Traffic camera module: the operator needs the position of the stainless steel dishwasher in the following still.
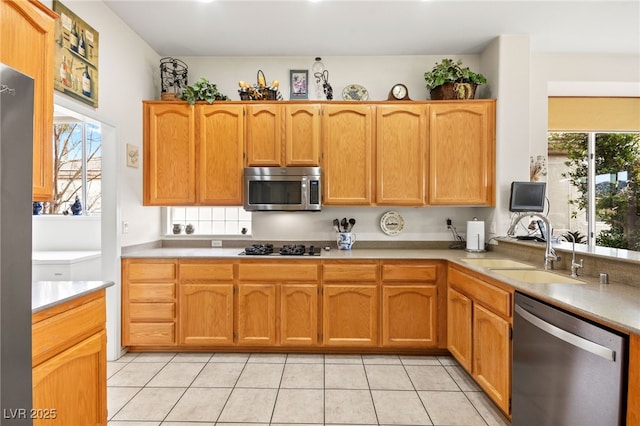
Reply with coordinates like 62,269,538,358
512,292,628,426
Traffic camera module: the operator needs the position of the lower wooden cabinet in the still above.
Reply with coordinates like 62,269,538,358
280,284,319,346
473,303,511,412
122,259,177,346
323,284,378,347
446,287,473,372
121,258,449,352
380,262,442,348
32,290,107,425
180,283,234,345
447,265,512,415
628,333,640,426
237,283,277,346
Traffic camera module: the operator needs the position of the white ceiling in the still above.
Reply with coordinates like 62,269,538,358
102,0,640,57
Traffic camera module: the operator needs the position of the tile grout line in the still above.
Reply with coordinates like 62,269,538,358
268,353,288,424
214,353,251,424
441,361,491,426
400,356,435,426
158,354,213,424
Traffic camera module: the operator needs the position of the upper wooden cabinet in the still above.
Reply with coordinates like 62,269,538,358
143,102,196,205
376,105,428,205
427,101,496,206
321,104,374,205
245,104,282,166
1,0,57,201
246,103,321,167
142,102,244,206
285,104,321,166
197,104,244,205
142,100,495,207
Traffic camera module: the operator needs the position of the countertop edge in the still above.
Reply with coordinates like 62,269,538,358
32,280,115,313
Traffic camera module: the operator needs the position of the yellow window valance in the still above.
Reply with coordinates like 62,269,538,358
548,97,640,132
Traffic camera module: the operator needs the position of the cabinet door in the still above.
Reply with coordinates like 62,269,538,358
447,287,472,372
285,104,321,166
381,284,437,348
198,104,245,205
1,0,56,201
427,101,496,205
180,283,234,346
33,330,107,426
376,105,427,205
321,104,373,205
628,334,640,426
246,104,282,166
237,283,276,346
473,303,511,415
280,283,319,346
143,102,196,205
323,284,378,347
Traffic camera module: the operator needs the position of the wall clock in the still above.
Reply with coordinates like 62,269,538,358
388,83,410,100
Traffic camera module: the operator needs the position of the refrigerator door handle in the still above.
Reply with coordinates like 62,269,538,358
515,304,616,361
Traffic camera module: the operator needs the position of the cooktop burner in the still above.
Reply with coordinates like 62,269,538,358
240,243,317,256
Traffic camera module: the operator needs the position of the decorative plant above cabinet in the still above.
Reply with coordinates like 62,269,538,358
181,77,230,104
424,58,487,100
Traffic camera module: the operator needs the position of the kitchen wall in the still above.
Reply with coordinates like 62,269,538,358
40,1,640,249
40,0,161,248
33,215,100,251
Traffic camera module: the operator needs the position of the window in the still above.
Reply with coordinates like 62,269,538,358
547,132,640,251
168,207,251,236
40,119,102,215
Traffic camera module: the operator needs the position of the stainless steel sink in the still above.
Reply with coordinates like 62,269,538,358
491,269,584,284
460,258,535,269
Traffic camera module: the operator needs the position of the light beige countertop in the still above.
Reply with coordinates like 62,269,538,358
32,280,114,313
121,247,640,335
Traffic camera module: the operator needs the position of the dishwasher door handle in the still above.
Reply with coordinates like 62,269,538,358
515,304,616,361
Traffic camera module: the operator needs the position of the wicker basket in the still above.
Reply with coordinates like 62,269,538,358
161,92,177,101
430,82,477,100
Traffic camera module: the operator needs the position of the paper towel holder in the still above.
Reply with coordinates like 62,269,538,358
465,217,487,253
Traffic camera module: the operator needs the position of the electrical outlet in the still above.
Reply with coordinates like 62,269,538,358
211,240,222,247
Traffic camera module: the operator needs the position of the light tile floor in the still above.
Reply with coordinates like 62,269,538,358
107,352,511,426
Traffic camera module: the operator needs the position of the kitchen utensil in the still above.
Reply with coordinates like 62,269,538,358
348,218,356,232
341,218,348,232
333,218,340,232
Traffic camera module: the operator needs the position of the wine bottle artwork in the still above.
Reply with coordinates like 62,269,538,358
69,21,78,52
78,29,86,57
82,65,91,97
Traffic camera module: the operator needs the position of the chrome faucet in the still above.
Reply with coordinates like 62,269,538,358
561,232,584,277
507,213,559,270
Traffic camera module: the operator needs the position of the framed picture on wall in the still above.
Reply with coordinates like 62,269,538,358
53,0,99,108
289,69,308,100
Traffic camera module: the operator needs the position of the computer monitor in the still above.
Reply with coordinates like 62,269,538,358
509,181,546,212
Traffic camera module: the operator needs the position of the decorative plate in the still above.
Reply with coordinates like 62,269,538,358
380,211,404,236
342,84,369,101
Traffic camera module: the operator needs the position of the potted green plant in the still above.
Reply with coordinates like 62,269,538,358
424,58,487,100
181,77,229,105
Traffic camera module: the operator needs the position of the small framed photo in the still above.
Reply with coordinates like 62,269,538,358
289,69,308,100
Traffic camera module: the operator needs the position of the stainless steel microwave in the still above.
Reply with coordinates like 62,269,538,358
243,167,322,211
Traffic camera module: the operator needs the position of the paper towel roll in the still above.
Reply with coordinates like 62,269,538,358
466,218,485,252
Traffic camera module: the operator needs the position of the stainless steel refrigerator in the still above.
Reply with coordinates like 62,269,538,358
0,63,34,424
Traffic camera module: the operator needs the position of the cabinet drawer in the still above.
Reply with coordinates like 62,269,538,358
323,263,378,282
127,261,176,281
382,264,437,282
33,295,105,365
129,282,176,301
239,263,319,281
128,322,175,345
180,262,234,281
129,302,175,321
449,267,512,318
